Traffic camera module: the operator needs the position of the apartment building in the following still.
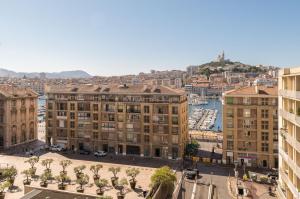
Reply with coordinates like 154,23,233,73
222,86,278,168
278,68,300,199
45,84,188,159
0,85,38,150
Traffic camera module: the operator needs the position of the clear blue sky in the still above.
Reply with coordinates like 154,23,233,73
0,0,299,76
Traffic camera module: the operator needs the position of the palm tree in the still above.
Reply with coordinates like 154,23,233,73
95,178,108,195
76,174,89,193
125,168,140,189
24,156,39,177
59,160,72,174
108,167,120,187
41,158,54,173
90,164,103,181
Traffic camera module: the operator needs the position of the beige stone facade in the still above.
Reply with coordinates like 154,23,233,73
45,84,188,159
222,86,278,168
278,68,300,199
0,85,38,150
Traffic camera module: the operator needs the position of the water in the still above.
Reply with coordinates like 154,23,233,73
189,99,222,131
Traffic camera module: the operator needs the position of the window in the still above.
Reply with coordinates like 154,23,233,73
261,109,269,118
117,105,123,112
261,98,268,105
227,118,234,128
70,112,75,120
226,97,233,105
48,112,53,119
48,102,53,110
227,140,233,150
144,106,149,113
144,116,150,123
262,143,269,152
262,132,269,141
227,109,233,117
70,103,75,110
70,130,75,138
243,109,251,117
172,107,178,114
93,113,98,120
261,121,269,130
93,132,98,139
70,121,75,128
144,125,150,133
93,104,98,111
93,122,98,130
172,116,178,125
243,97,251,105
172,127,179,134
144,135,150,143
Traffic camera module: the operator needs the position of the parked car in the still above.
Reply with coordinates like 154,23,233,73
94,150,107,157
79,149,91,155
185,169,198,180
50,145,63,152
25,150,34,156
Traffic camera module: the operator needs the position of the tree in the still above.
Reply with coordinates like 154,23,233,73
21,169,31,185
59,160,72,174
185,139,199,156
55,173,70,190
150,166,176,197
108,167,121,187
126,168,140,189
41,158,54,173
117,178,128,198
40,171,52,187
74,165,86,179
95,178,108,195
24,156,39,176
90,164,103,180
76,174,89,192
3,166,17,190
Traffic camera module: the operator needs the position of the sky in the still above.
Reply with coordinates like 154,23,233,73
0,0,299,76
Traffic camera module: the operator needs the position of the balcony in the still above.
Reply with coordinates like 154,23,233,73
279,169,299,198
279,109,300,125
282,129,300,154
279,148,300,180
279,89,300,100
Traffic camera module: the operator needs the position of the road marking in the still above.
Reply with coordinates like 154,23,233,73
190,180,197,199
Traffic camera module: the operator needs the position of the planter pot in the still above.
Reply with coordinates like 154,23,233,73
0,193,5,199
40,182,48,188
58,184,66,190
117,192,125,199
129,180,136,190
76,187,84,193
96,189,104,195
111,177,118,187
23,179,31,185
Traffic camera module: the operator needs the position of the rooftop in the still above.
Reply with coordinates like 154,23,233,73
224,85,278,96
0,84,38,98
45,84,185,95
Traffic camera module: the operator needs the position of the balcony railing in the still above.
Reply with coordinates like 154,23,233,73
279,169,299,198
279,109,300,125
279,89,300,100
279,148,300,181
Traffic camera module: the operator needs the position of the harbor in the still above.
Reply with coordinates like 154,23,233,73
188,96,222,132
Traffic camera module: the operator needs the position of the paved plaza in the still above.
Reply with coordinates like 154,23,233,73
0,152,174,199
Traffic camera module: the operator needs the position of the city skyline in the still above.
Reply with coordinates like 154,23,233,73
0,0,300,76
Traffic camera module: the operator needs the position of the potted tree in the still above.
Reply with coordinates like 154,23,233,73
90,164,103,181
74,165,86,180
24,156,39,178
116,178,128,199
108,167,120,187
3,166,17,190
55,173,70,190
0,181,9,199
95,178,108,195
76,173,89,193
40,171,52,187
41,158,54,173
21,169,32,185
59,160,72,175
126,168,140,189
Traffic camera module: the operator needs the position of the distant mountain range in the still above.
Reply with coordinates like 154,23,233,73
0,68,91,79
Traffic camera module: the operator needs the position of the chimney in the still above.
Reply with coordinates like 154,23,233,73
255,85,259,94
